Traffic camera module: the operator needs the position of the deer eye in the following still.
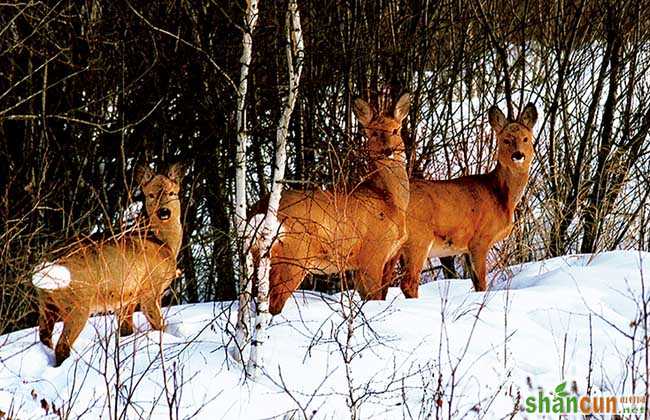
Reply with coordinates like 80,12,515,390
392,129,398,135
503,139,510,145
148,193,155,198
523,137,528,142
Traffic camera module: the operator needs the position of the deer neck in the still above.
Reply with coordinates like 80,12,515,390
370,151,410,213
492,162,529,215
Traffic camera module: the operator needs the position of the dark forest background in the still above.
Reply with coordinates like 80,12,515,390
1,0,649,334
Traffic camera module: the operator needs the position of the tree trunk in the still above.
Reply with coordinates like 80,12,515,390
233,0,260,364
247,0,304,378
580,6,622,254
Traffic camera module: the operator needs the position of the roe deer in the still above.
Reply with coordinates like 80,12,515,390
383,103,538,295
250,93,411,315
32,163,185,366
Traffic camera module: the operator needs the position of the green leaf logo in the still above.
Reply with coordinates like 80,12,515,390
554,382,569,397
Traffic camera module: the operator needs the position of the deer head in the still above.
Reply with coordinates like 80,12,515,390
134,163,185,253
488,103,538,173
353,93,410,161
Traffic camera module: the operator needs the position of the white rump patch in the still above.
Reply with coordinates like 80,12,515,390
32,262,72,290
245,213,266,249
264,215,283,239
245,213,283,251
247,213,266,236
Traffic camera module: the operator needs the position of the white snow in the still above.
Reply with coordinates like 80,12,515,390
3,251,649,418
31,263,72,290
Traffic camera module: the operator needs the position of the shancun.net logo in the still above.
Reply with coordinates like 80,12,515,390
525,382,646,415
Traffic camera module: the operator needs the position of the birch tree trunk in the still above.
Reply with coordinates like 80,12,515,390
247,0,304,378
233,0,259,363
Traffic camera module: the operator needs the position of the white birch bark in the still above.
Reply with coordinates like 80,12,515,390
247,0,304,378
233,0,259,364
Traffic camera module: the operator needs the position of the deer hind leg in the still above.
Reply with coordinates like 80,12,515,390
400,241,429,299
118,303,136,336
54,309,88,367
268,260,307,315
39,298,59,349
468,244,489,292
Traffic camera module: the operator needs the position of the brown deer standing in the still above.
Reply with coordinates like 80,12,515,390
252,93,411,315
32,163,185,366
383,103,538,295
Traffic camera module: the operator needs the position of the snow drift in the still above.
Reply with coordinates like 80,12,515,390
1,251,648,418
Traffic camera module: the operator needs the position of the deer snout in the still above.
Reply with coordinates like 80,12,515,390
157,207,172,220
511,151,525,164
383,147,395,157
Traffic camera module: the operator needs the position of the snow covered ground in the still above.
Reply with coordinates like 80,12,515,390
1,251,648,419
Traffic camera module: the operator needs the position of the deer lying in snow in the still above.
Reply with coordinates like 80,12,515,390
250,93,411,315
382,103,538,295
32,163,185,366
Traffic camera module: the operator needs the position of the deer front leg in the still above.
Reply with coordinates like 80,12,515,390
54,309,88,367
400,240,430,299
118,303,136,336
355,253,386,300
380,251,402,299
468,245,489,292
141,295,164,331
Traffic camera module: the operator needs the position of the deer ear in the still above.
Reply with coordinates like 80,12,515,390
134,164,154,187
166,162,187,184
488,106,507,133
393,93,411,123
353,98,374,127
518,103,538,129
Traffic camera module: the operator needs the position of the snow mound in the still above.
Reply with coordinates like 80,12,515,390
2,250,648,419
31,262,71,290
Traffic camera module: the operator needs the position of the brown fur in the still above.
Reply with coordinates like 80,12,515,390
259,94,411,314
384,103,538,295
35,163,185,366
